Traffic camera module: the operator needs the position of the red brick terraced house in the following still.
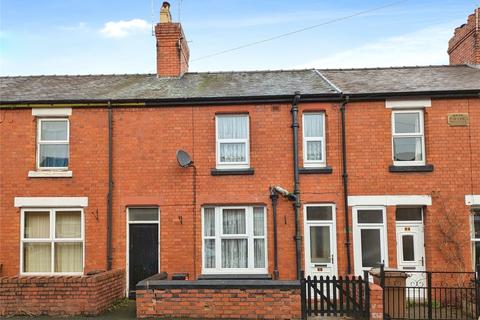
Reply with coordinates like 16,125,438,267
0,3,480,319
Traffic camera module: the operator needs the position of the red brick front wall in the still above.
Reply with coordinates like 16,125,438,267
0,269,125,317
136,287,301,319
0,97,479,281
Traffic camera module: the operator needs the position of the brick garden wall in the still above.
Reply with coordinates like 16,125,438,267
136,280,301,319
0,269,125,317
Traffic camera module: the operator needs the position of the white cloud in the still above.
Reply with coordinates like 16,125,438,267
297,23,457,69
100,19,150,38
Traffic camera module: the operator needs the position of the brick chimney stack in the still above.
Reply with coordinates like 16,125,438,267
155,1,190,77
448,8,480,65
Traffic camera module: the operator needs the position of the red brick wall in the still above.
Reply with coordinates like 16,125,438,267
155,22,190,77
369,283,383,320
0,269,125,317
448,9,480,65
136,285,301,319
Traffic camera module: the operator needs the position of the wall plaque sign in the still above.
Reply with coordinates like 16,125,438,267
448,113,469,126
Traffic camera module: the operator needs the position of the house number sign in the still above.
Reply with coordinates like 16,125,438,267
448,113,469,126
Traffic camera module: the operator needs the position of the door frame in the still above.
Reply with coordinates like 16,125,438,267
352,206,389,276
303,203,338,278
125,206,160,296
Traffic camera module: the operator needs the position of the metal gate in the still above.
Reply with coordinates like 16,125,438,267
301,271,370,319
379,264,480,320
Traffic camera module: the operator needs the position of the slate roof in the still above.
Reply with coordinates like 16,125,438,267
0,65,479,103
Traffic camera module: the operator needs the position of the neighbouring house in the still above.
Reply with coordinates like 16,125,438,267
0,3,479,319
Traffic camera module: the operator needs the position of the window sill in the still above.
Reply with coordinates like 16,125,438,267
198,274,272,280
299,166,333,174
211,168,254,176
389,164,434,173
28,170,73,178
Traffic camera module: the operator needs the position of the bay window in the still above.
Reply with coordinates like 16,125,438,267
37,118,69,169
215,115,249,169
21,209,83,274
392,110,425,166
302,112,326,167
202,206,267,274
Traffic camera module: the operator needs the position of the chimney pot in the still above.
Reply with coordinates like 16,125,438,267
160,1,172,23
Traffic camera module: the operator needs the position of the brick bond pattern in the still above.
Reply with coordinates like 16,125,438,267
448,8,480,65
0,269,125,317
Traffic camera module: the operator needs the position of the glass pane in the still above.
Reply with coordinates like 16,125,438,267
396,208,422,221
474,214,480,239
204,208,215,237
129,208,158,221
217,116,248,139
402,235,415,261
253,207,264,236
23,242,51,272
473,242,480,266
41,120,68,141
222,209,246,234
304,113,324,137
221,239,247,268
393,137,423,162
39,144,69,167
394,113,420,134
219,143,246,163
307,206,332,221
357,210,383,223
254,239,265,268
204,239,215,268
56,211,81,238
306,141,322,161
54,242,83,272
361,229,382,268
24,212,50,238
310,226,331,263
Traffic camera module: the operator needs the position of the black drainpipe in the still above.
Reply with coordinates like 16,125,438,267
107,101,113,270
269,187,279,280
340,96,352,274
291,91,302,280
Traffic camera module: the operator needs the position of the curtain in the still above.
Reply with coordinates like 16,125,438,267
306,141,322,161
217,116,247,139
304,114,323,137
414,137,423,161
56,211,81,238
24,212,50,238
222,209,246,234
219,143,246,162
39,144,69,167
204,208,215,236
254,239,265,268
24,243,51,272
253,208,264,236
221,239,247,268
204,239,215,268
41,121,68,141
394,137,422,161
54,242,83,272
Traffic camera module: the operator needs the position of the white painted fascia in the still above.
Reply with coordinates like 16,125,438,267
348,195,432,206
386,99,431,109
466,195,480,206
32,108,72,117
14,197,88,208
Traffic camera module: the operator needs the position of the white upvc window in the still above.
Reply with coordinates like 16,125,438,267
37,118,70,170
392,110,425,166
202,206,267,274
20,208,84,275
215,114,250,169
302,112,326,167
471,208,480,268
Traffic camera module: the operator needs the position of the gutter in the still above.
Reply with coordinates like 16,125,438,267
291,91,303,280
107,101,113,270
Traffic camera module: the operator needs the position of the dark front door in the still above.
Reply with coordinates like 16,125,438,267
129,223,158,298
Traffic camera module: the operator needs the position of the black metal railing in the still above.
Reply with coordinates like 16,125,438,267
301,271,370,319
380,264,480,320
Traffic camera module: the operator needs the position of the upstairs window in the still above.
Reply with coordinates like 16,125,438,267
303,113,326,167
392,110,425,166
37,119,69,169
215,115,249,169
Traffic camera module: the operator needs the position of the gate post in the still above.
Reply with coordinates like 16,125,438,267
427,272,433,320
364,270,371,319
300,278,307,320
475,265,480,319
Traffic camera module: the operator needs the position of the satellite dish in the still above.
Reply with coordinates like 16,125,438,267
176,150,193,168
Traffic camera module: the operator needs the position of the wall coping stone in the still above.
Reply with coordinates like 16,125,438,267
136,279,300,290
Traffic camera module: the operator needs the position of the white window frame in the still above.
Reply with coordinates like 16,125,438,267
20,208,84,276
302,112,326,167
202,206,267,274
391,110,425,166
352,206,388,276
37,118,70,170
215,115,250,169
471,207,480,269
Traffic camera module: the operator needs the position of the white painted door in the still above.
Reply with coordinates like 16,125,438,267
304,205,337,279
396,224,426,296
